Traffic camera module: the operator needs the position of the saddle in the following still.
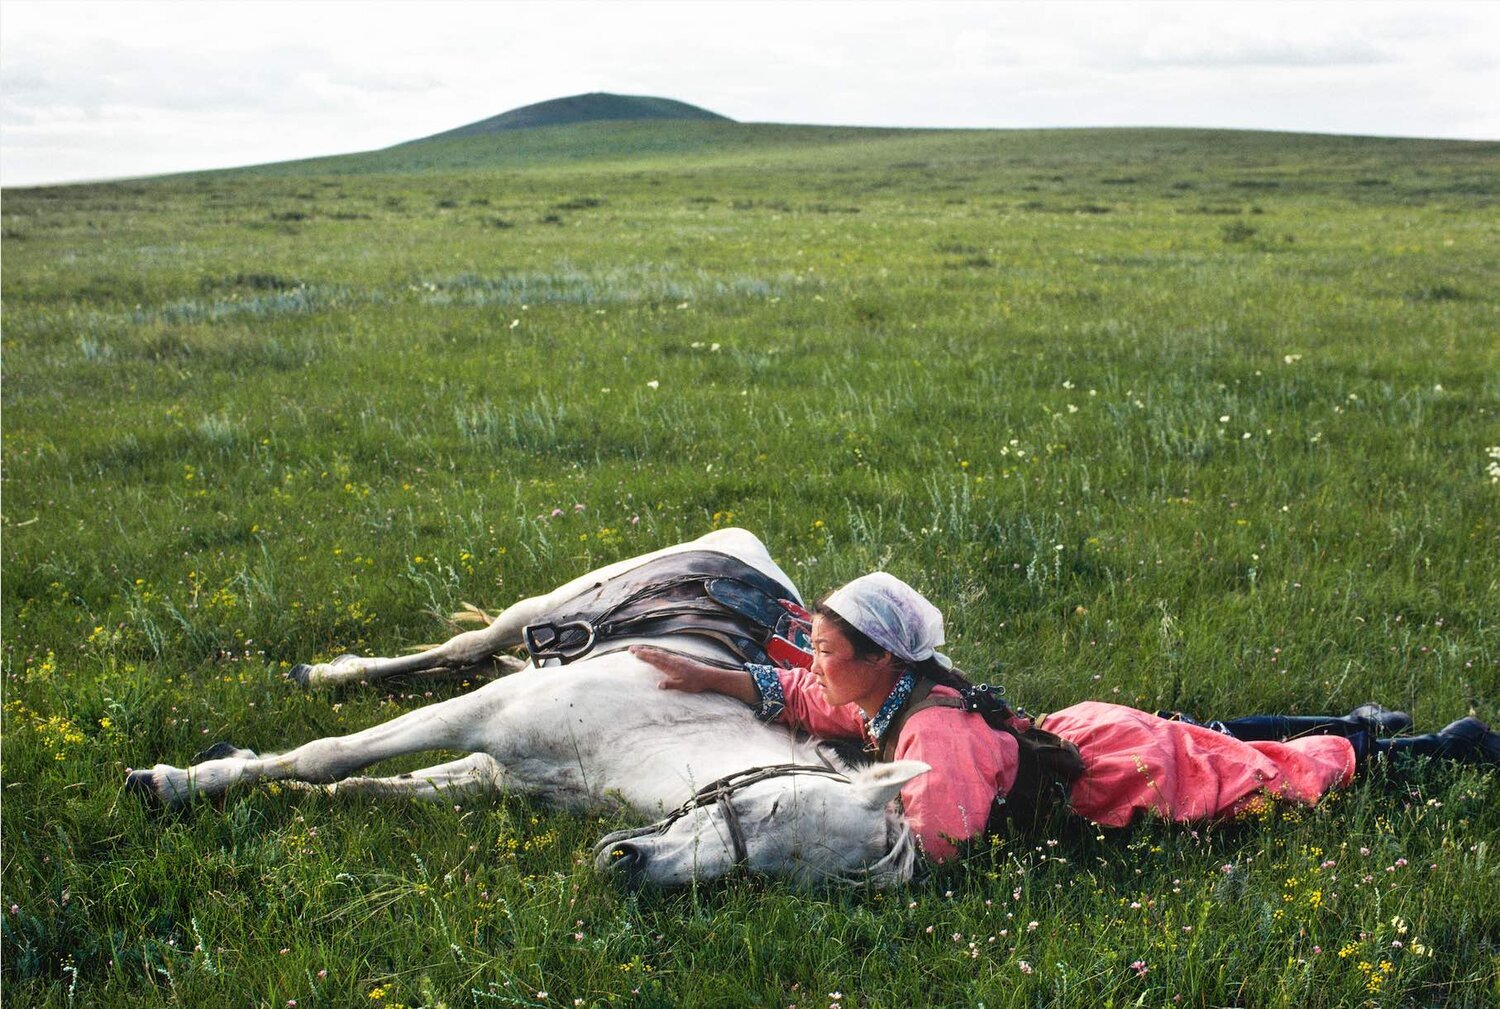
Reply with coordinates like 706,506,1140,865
521,549,813,668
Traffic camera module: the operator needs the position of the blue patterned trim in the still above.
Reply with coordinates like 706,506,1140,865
866,670,917,744
746,663,787,722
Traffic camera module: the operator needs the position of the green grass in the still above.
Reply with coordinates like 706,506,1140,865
3,122,1499,1008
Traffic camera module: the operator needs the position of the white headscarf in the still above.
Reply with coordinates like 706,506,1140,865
823,572,949,667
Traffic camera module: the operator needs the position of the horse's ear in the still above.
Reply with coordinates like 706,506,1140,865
853,760,930,809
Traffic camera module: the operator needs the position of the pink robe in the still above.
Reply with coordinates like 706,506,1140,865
768,670,1357,861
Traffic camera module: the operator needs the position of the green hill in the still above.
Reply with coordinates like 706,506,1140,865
218,120,1497,210
407,92,732,142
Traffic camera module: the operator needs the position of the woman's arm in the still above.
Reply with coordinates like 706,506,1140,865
629,645,759,705
632,645,866,741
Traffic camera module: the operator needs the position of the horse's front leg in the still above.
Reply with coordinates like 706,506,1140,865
125,688,501,806
289,531,751,689
288,753,504,802
288,564,612,689
287,623,530,690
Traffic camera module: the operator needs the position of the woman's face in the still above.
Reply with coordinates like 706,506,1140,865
809,615,897,710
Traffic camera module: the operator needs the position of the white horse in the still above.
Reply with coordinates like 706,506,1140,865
127,528,926,887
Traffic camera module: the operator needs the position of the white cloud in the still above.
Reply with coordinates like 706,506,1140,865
1,0,1496,186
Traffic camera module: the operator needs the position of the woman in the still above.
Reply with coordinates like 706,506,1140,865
632,572,1499,861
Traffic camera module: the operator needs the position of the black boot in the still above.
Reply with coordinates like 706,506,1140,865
1207,704,1412,742
1348,704,1414,735
1374,717,1500,766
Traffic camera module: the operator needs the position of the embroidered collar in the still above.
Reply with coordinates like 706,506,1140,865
864,670,917,745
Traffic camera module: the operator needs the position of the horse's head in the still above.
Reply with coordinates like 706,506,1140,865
592,760,928,888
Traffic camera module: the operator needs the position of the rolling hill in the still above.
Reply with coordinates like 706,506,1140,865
406,92,733,143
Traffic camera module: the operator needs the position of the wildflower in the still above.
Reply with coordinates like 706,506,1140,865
1018,961,1034,975
279,948,290,955
318,970,328,979
288,1002,297,1007
646,380,659,389
550,508,563,517
1027,921,1039,932
1130,960,1149,977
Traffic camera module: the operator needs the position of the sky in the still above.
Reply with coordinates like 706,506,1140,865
2,0,1497,187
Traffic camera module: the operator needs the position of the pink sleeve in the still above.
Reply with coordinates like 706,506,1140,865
773,667,866,740
891,708,1017,862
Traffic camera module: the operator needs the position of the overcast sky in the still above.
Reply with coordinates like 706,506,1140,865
2,0,1496,187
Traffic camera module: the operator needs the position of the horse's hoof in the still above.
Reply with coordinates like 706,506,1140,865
494,654,528,675
192,741,254,765
287,664,313,688
125,769,162,805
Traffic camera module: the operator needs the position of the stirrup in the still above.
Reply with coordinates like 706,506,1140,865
523,620,598,664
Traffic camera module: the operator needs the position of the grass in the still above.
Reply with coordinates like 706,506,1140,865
3,121,1499,1007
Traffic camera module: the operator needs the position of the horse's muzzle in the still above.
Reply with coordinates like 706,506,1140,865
592,827,655,885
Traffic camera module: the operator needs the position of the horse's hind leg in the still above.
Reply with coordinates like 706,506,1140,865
127,687,500,806
291,528,766,689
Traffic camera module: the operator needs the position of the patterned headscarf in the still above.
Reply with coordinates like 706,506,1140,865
823,572,948,666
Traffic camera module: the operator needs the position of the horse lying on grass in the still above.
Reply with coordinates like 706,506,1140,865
127,528,924,888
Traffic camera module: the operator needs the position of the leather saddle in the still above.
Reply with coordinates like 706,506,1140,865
522,549,812,668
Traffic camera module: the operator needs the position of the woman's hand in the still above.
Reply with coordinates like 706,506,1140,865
631,645,715,692
629,645,759,705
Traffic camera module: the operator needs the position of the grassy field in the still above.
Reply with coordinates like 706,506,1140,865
3,121,1499,1007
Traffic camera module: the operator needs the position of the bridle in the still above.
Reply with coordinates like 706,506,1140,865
597,762,917,885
